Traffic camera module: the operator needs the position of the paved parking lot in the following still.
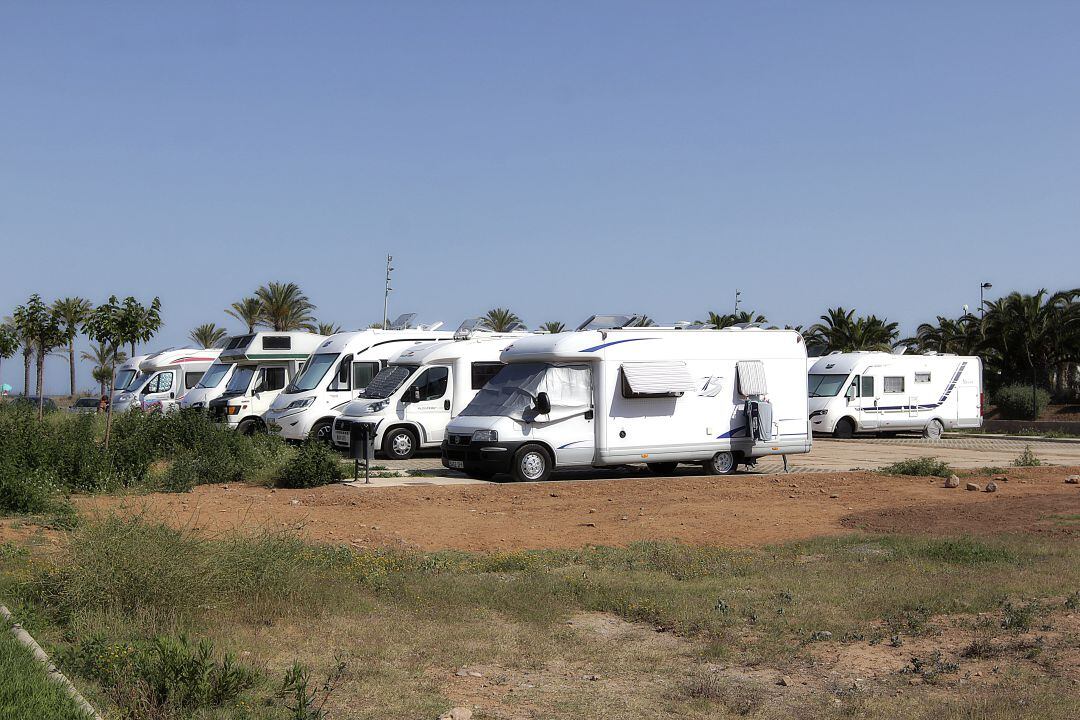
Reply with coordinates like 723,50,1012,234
342,435,1080,487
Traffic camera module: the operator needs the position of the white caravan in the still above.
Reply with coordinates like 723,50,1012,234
331,330,526,459
443,327,811,482
178,359,237,411
264,323,452,443
112,347,223,413
206,332,327,433
110,355,148,405
808,351,983,439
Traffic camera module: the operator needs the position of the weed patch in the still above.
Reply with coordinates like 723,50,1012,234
878,457,952,478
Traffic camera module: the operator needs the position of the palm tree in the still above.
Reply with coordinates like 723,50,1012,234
702,310,768,328
482,308,522,332
629,315,657,327
53,297,92,397
255,282,316,331
189,323,228,349
227,296,263,333
539,321,566,334
805,307,898,354
316,322,342,336
980,288,1080,393
901,314,983,356
81,342,126,398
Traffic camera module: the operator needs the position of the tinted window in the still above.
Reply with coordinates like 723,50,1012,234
114,368,137,391
226,366,256,393
261,367,287,391
184,372,203,389
288,353,338,392
226,335,253,350
412,367,449,401
808,374,849,398
860,376,874,397
884,376,905,393
471,362,504,390
915,372,931,383
262,336,291,350
196,362,232,389
352,362,379,389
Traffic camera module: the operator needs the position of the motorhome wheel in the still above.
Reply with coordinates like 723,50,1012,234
833,418,855,439
512,445,552,482
703,451,737,476
923,418,944,440
383,427,418,460
237,418,261,436
310,421,333,444
646,462,679,476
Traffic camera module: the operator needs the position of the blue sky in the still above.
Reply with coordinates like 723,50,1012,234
1,1,1078,393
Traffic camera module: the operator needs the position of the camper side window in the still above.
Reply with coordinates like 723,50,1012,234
915,372,931,383
262,367,287,392
352,362,379,390
330,354,354,390
860,376,875,397
411,367,449,401
184,372,203,390
884,376,905,393
471,362,504,390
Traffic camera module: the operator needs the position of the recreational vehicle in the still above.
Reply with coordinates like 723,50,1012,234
442,327,811,482
332,327,527,459
110,354,148,406
206,332,326,433
807,351,983,439
112,347,223,414
178,359,237,411
264,320,451,442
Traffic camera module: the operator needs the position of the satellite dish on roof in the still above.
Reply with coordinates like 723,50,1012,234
389,313,417,330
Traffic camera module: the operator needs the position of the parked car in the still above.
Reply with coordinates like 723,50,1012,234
8,396,59,413
68,397,102,414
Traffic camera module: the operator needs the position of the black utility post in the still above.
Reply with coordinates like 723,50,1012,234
348,422,375,484
979,282,992,318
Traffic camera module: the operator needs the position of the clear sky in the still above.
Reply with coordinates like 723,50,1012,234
1,1,1078,393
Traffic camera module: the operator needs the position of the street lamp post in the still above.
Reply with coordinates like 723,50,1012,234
382,255,394,329
979,282,992,318
734,289,741,315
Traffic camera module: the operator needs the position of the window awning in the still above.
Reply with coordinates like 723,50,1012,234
736,360,768,396
622,362,696,395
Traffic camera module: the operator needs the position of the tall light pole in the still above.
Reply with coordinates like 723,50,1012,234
979,282,992,318
382,255,393,329
734,289,741,315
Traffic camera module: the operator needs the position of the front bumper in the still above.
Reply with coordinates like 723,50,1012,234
441,434,521,476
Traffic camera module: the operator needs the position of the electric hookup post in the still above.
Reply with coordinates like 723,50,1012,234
348,422,375,484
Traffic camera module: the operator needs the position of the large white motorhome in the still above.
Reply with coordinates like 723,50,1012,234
206,331,326,433
110,355,148,406
112,347,223,414
178,359,237,411
442,327,811,482
264,319,451,442
332,326,527,459
808,351,983,439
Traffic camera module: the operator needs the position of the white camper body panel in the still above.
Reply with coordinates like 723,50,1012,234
332,334,524,456
209,332,327,431
263,328,453,442
807,352,983,437
110,355,148,406
113,348,223,413
443,328,811,478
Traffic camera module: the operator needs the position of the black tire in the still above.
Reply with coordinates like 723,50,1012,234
236,418,262,436
702,451,738,476
310,420,334,444
646,462,679,476
382,427,418,460
511,444,553,483
833,418,856,439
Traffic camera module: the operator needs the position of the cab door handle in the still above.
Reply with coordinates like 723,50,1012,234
444,399,450,410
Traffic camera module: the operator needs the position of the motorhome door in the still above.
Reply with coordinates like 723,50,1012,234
402,366,451,443
851,373,880,429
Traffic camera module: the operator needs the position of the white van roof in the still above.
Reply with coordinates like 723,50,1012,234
219,332,326,363
138,347,222,372
390,334,526,366
809,351,979,375
311,328,454,355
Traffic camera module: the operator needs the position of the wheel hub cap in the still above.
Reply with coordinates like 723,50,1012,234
393,434,412,454
521,453,544,479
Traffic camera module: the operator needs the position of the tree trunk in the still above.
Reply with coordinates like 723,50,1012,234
129,342,136,358
23,348,32,396
68,341,77,397
35,344,45,420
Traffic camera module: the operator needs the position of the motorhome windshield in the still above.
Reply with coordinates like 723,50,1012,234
461,362,591,419
808,373,850,398
359,365,415,399
195,362,232,389
114,368,137,391
286,353,337,393
127,372,150,393
226,365,256,394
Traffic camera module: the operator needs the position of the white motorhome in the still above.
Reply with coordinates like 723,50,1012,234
264,321,451,443
112,347,223,414
331,328,527,459
110,354,148,406
442,327,811,482
808,351,983,439
206,331,327,433
178,359,236,411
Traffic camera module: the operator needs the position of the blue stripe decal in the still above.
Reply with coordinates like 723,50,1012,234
862,362,967,412
579,337,657,353
717,425,748,439
558,440,588,449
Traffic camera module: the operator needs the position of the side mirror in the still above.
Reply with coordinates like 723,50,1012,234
534,391,551,415
845,386,856,401
405,387,421,403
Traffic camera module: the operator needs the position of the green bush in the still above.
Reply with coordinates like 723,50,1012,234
1013,445,1042,467
878,456,953,478
993,384,1051,420
0,468,68,516
276,441,344,489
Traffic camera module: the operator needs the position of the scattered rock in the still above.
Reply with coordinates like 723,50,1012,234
290,499,300,505
778,675,793,687
994,475,1009,483
985,481,998,493
467,671,482,678
455,669,470,677
588,508,596,514
439,708,473,720
582,674,600,681
1066,475,1079,485
945,475,960,488
582,522,596,528
620,515,629,521
809,630,833,642
965,482,981,492
829,494,839,499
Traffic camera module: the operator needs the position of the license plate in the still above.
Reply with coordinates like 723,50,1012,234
448,460,464,469
334,432,348,443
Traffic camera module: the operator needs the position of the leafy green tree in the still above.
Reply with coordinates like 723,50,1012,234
539,321,566,334
13,294,64,417
189,323,228,349
226,296,263,333
81,342,126,398
482,308,523,332
116,296,163,357
980,288,1080,394
53,296,93,396
255,282,316,331
83,296,130,447
316,322,342,336
0,323,18,394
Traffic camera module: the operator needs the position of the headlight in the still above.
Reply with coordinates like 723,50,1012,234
226,405,240,416
472,429,498,443
368,400,389,413
286,397,315,410
119,393,132,402
809,409,829,418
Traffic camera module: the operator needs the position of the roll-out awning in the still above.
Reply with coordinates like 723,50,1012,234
736,360,768,396
621,361,696,396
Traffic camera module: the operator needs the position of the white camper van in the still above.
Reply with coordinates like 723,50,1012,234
110,355,148,406
331,330,526,459
178,359,236,411
112,348,223,414
264,323,452,442
442,327,811,482
808,351,983,439
206,332,326,433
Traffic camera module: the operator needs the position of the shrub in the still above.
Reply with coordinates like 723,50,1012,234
993,384,1051,420
276,442,344,489
0,468,70,516
878,457,952,478
1013,445,1042,467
